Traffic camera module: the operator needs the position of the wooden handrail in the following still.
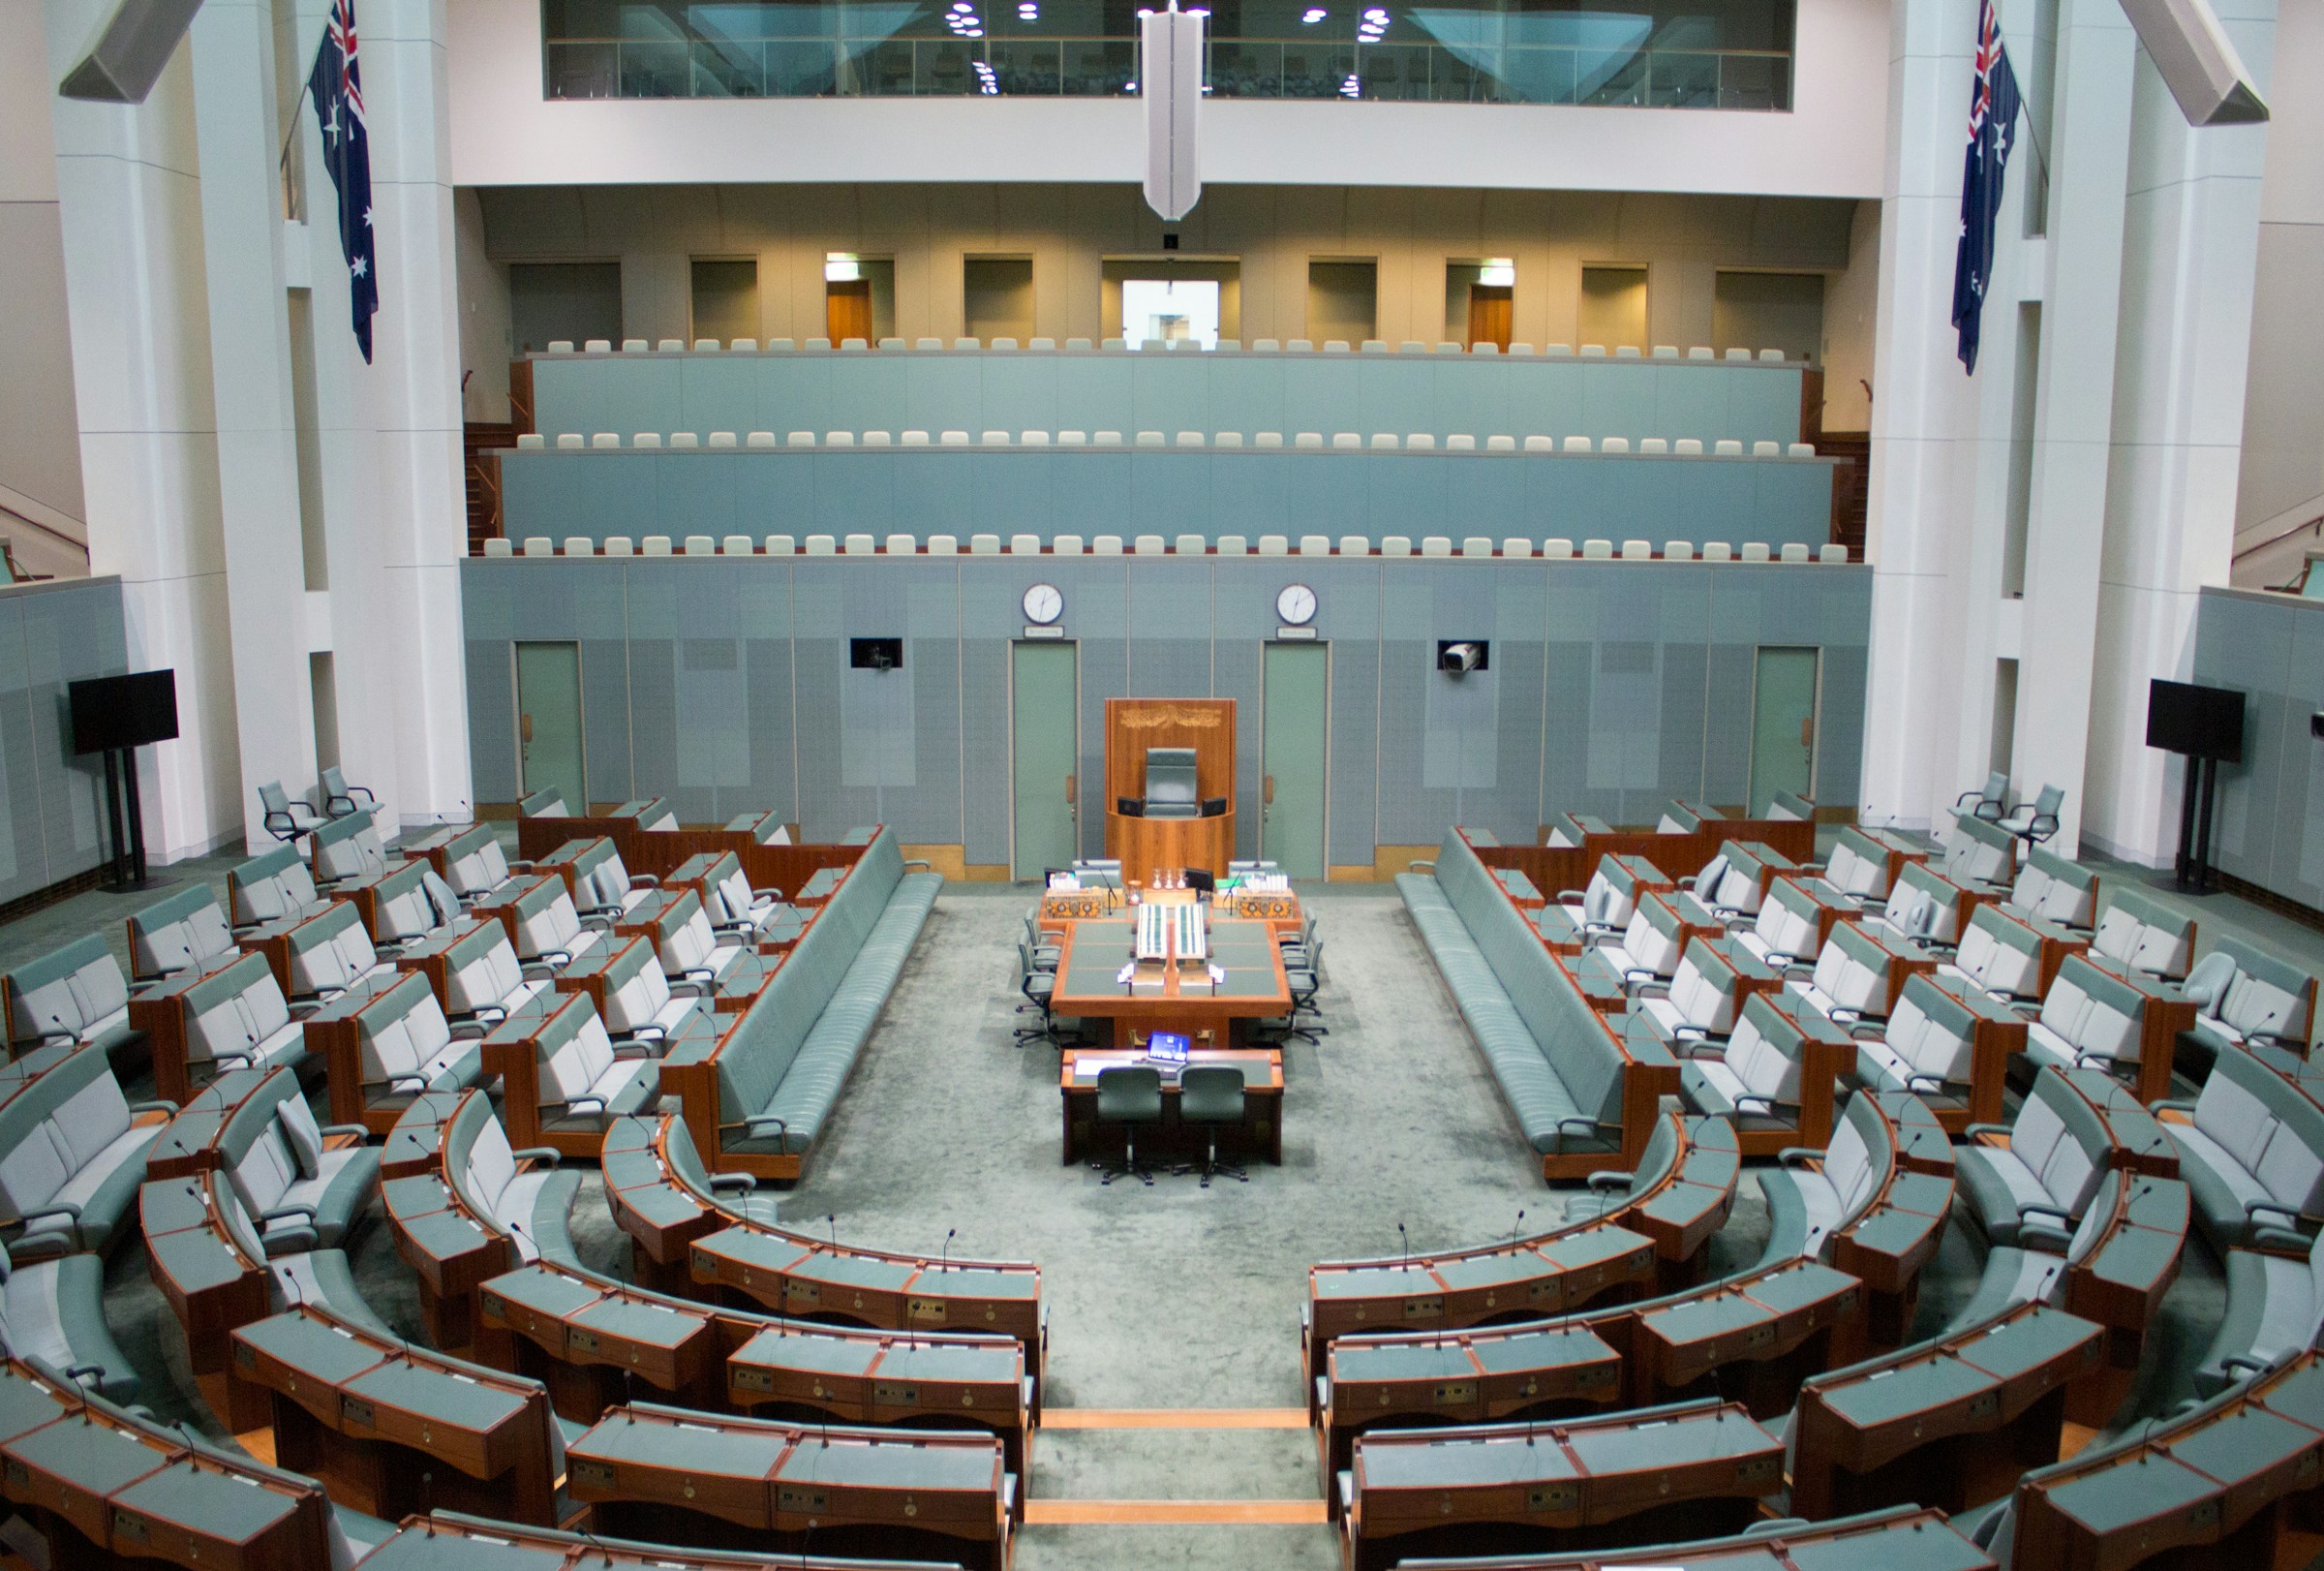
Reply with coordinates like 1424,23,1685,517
2232,508,2323,566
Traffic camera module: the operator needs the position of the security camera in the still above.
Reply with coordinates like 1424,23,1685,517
1438,641,1487,675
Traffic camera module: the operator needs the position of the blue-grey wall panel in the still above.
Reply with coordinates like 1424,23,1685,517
2193,588,2322,910
0,580,133,902
503,448,1838,553
459,558,1871,869
527,351,1812,453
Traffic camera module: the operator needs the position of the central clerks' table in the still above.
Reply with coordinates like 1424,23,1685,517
1060,1047,1285,1165
1050,916,1293,1048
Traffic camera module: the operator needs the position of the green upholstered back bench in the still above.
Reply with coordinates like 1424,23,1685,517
1399,832,1679,1180
658,828,940,1184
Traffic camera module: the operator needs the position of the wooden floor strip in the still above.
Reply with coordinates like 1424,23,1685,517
1024,1499,1328,1525
1042,1407,1309,1431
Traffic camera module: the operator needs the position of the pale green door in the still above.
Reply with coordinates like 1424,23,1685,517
514,640,586,810
1262,641,1330,880
1012,641,1079,878
1749,646,1819,814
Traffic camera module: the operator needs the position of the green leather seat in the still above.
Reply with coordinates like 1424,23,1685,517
1399,835,1660,1156
713,831,942,1160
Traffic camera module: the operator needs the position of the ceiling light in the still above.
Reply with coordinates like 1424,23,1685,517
1340,73,1361,95
1300,6,1326,18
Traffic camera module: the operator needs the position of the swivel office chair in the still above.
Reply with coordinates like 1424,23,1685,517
1141,748,1202,818
1998,785,2064,847
1173,1066,1248,1186
1954,772,2009,822
1091,1066,1164,1185
320,765,376,819
257,782,326,843
1015,940,1063,1045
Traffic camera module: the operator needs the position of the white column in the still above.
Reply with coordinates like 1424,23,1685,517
1858,0,1999,834
190,0,321,847
296,0,474,829
2082,5,2275,864
45,0,242,862
2007,0,2136,852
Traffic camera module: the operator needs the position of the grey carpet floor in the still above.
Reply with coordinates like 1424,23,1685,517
7,845,2299,1567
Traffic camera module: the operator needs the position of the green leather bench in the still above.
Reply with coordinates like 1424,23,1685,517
225,843,327,929
695,830,940,1173
1399,833,1677,1175
125,884,238,982
0,1043,170,1256
216,1067,378,1252
1,936,147,1070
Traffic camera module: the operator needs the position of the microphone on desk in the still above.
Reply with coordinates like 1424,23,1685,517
1510,1209,1526,1248
940,1227,956,1274
828,1213,840,1251
1397,1221,1410,1273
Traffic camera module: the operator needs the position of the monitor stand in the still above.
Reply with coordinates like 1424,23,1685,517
100,746,172,894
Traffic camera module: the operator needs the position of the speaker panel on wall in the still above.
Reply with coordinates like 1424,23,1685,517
59,0,204,103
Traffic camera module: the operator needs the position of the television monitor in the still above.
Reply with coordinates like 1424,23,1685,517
68,669,178,755
2145,679,2244,762
1147,1030,1190,1064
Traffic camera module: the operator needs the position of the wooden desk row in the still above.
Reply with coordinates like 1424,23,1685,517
0,1356,330,1571
1343,1397,1786,1571
1819,1095,1959,1346
567,1402,1012,1571
1303,1113,1739,1379
1386,1503,1996,1571
2009,1345,2324,1571
474,1257,1035,1484
1791,1301,2108,1520
514,810,865,905
1320,1256,1862,1493
600,1115,1046,1364
359,1511,972,1570
230,1305,563,1528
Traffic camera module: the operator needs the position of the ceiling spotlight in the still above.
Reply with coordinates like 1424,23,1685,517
1301,6,1326,18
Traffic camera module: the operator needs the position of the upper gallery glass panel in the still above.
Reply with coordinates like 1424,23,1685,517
541,0,1794,107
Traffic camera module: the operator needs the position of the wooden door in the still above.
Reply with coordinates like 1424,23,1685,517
1467,285,1513,351
825,280,872,344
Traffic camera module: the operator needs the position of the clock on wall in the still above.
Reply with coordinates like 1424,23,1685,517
1023,583,1064,626
1276,584,1318,626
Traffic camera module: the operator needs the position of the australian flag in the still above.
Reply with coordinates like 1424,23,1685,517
310,0,378,363
1950,0,2020,374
